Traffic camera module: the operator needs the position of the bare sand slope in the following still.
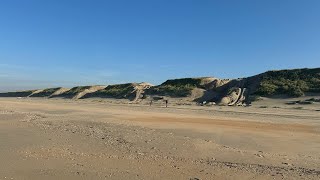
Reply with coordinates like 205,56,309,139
49,88,70,98
0,98,319,180
73,86,106,99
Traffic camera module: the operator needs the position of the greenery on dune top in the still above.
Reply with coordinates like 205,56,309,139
101,84,135,97
161,78,203,88
147,78,204,97
255,68,320,97
0,90,35,97
88,83,135,98
147,85,195,97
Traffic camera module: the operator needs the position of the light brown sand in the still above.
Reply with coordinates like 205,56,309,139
0,97,319,180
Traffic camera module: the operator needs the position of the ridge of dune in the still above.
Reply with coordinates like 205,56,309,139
1,68,319,106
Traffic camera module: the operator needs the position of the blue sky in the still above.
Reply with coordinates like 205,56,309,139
0,0,319,92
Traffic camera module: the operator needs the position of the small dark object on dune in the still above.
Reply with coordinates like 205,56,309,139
286,100,314,105
286,101,297,105
306,98,320,102
259,106,268,108
298,101,313,105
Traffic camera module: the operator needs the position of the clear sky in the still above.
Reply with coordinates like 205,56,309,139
0,0,319,92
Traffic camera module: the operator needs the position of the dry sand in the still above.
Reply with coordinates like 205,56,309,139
0,97,319,180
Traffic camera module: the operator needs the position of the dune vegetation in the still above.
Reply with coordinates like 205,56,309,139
0,90,35,97
84,83,136,99
255,68,320,97
146,78,205,97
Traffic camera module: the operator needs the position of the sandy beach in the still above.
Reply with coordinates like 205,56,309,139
0,97,319,179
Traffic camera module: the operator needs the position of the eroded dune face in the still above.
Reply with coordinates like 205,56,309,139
73,86,107,99
218,88,247,106
202,78,231,89
27,89,44,97
50,88,70,97
132,82,154,101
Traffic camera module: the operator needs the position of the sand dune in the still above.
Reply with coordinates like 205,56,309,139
1,68,320,107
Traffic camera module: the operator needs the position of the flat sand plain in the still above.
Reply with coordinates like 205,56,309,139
0,98,319,179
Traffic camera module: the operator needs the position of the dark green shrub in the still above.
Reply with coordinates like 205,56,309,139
256,82,278,95
288,87,304,97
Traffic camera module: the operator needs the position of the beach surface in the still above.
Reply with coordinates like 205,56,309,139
0,98,319,179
